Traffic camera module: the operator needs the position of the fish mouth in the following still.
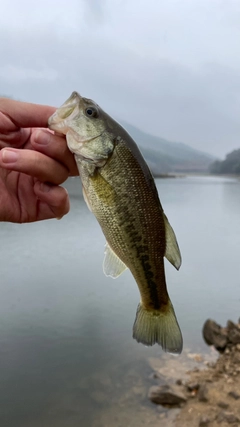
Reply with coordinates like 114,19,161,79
48,92,82,133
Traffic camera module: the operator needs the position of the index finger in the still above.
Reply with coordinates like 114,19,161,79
0,98,56,129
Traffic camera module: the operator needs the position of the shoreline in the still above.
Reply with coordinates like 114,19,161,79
148,318,240,426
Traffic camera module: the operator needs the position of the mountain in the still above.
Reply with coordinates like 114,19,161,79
120,121,216,175
209,149,240,175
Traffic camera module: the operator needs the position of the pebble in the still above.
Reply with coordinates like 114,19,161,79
148,384,187,406
216,411,239,424
186,381,200,392
228,391,240,400
199,416,211,426
198,384,209,402
217,401,229,409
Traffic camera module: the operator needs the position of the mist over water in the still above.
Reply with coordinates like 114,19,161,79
1,176,240,426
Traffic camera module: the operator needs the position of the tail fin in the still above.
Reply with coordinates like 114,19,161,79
132,300,183,354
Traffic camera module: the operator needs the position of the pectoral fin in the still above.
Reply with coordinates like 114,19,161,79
163,214,182,270
103,242,127,278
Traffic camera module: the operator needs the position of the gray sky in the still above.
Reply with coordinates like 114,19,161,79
0,0,239,157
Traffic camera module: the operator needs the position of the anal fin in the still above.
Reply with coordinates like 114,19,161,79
163,213,182,270
103,242,127,279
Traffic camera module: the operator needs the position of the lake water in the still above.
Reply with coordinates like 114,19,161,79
1,175,240,427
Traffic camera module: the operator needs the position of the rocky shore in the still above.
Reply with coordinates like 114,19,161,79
148,319,240,427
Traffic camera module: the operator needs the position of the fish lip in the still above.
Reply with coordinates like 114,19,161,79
48,92,83,130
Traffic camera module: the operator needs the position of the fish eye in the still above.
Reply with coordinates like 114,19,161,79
85,107,98,118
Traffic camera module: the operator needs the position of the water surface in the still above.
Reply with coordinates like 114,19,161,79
1,175,240,426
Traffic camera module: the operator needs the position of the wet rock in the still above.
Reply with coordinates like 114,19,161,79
216,411,239,424
227,321,240,344
148,384,187,406
202,319,228,351
199,416,211,426
149,372,161,380
198,384,209,402
217,401,229,409
228,390,240,400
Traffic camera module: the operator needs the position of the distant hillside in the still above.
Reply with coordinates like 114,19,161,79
210,149,240,175
120,121,216,175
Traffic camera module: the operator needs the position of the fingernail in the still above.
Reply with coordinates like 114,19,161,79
40,183,51,193
2,149,19,163
35,130,50,145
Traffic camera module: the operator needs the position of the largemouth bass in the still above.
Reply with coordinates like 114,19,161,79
48,92,183,353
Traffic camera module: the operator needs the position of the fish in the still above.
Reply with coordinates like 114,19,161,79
48,91,183,354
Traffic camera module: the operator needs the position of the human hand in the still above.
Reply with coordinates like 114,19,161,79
0,98,78,223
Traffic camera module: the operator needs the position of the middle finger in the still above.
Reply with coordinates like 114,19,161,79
0,148,69,185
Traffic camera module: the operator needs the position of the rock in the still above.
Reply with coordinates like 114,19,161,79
148,384,187,406
228,390,240,400
202,319,228,351
199,416,211,426
216,411,239,424
227,321,240,344
217,401,229,409
149,372,161,380
233,352,240,364
176,379,183,386
198,384,209,402
227,320,237,330
186,381,200,392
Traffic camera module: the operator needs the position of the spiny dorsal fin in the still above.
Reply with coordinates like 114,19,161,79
163,213,182,270
103,242,127,278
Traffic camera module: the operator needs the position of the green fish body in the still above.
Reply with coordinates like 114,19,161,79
48,92,183,354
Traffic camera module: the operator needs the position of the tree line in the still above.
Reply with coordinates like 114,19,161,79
210,149,240,175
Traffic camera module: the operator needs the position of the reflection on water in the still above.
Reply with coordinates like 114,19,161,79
0,175,240,426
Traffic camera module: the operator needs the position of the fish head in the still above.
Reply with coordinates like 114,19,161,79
48,92,111,162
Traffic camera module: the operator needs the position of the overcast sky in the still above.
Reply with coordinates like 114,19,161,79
0,0,239,157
